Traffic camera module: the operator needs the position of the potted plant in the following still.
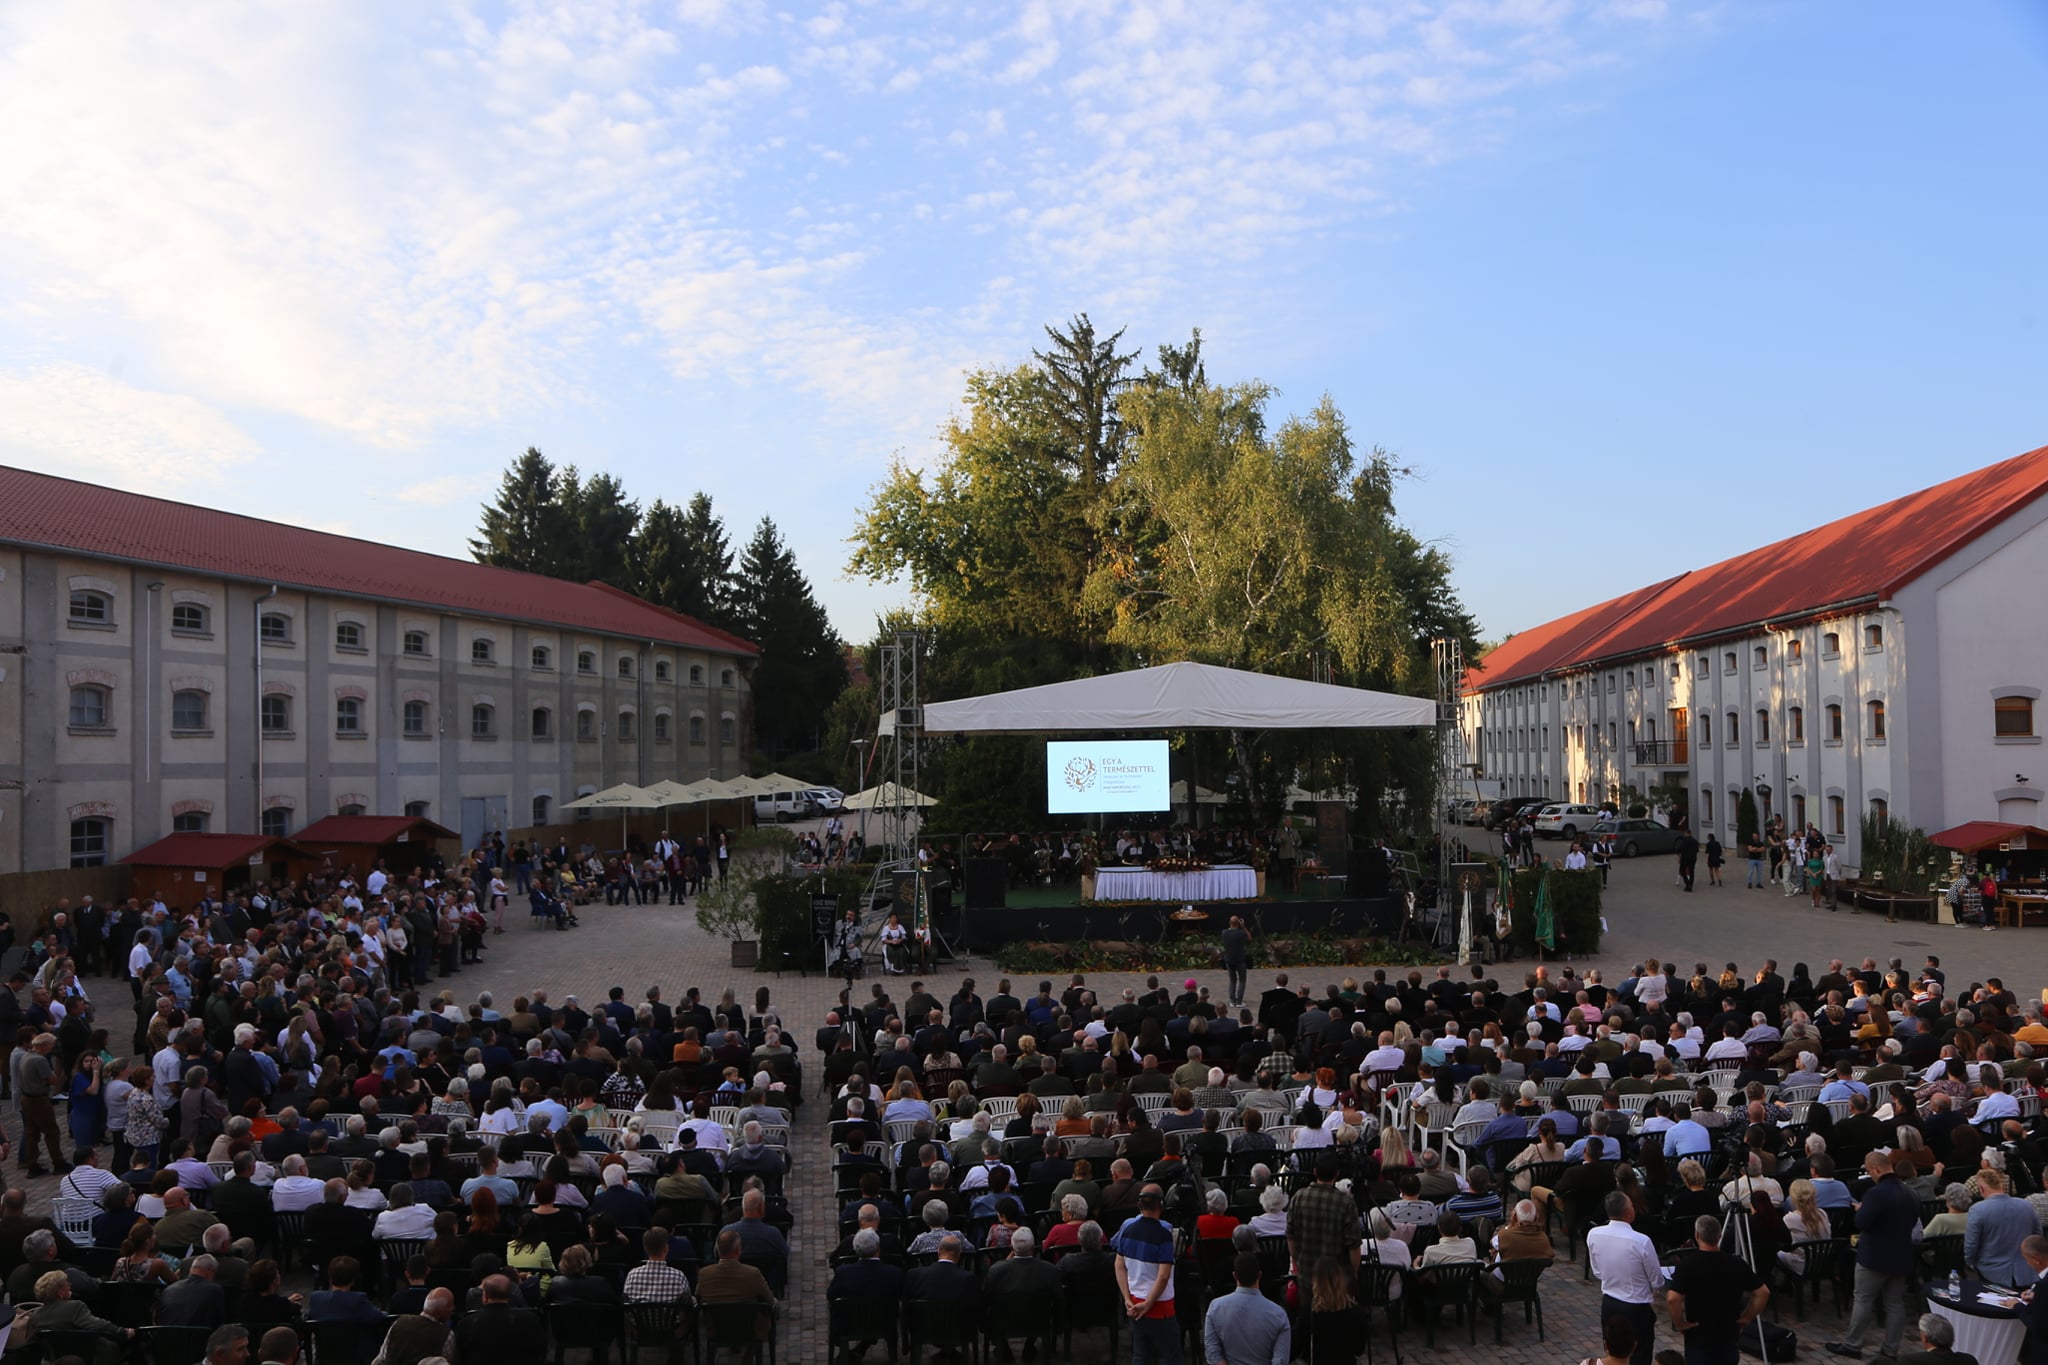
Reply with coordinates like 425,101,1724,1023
694,875,761,968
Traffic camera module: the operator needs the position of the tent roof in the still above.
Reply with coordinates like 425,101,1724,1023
843,782,938,810
919,661,1435,735
121,832,312,868
561,784,664,810
294,815,457,845
1930,821,2048,852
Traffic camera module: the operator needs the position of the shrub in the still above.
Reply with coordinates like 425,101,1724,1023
1503,864,1602,956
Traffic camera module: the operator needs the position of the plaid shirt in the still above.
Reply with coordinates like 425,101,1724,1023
1285,1183,1358,1267
624,1261,693,1304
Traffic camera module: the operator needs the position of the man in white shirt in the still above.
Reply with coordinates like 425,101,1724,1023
1453,1080,1497,1131
1587,1189,1662,1365
1663,1103,1711,1160
373,1186,438,1240
152,1038,187,1108
1973,1068,2021,1125
365,865,389,898
1704,1027,1749,1066
525,1091,570,1132
270,1156,327,1211
1361,1034,1406,1076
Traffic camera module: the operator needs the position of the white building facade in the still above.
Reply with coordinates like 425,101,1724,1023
1461,444,2048,871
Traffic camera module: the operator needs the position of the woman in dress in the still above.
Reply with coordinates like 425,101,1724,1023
123,1064,165,1166
67,1053,105,1149
878,913,909,976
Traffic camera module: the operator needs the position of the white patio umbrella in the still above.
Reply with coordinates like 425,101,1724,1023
560,783,667,846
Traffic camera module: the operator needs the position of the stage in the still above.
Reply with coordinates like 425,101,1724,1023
945,894,1403,947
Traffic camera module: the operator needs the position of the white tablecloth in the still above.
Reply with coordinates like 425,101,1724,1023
1929,1291,2026,1365
1093,864,1258,901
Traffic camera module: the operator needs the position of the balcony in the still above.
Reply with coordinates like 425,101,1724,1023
1632,740,1689,766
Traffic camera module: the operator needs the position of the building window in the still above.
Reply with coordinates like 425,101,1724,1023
654,713,671,741
1607,675,1615,693
1868,699,1886,740
172,690,209,732
1869,796,1889,832
403,630,430,657
1787,638,1803,662
68,685,109,729
690,715,705,745
1825,703,1843,742
617,657,634,678
171,603,208,634
1822,632,1840,656
403,700,428,736
1700,712,1712,746
1792,794,1806,830
260,612,292,644
1701,789,1715,824
261,695,291,733
572,790,594,823
172,811,208,834
532,645,552,671
654,661,670,682
1755,708,1770,744
1829,795,1845,835
471,704,495,737
335,697,363,734
261,807,291,838
1723,651,1736,674
1694,655,1707,678
336,621,365,651
68,589,111,624
577,651,596,674
721,669,734,687
338,803,365,816
719,715,735,745
404,800,430,818
1725,710,1739,746
69,817,110,867
1668,660,1680,680
1996,696,2035,737
1865,623,1884,650
531,707,551,739
1753,646,1767,669
617,710,635,741
689,665,703,685
532,795,551,826
1788,706,1804,743
576,710,595,740
471,638,494,664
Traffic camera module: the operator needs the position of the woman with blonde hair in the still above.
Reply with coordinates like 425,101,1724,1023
1507,1117,1568,1194
1778,1178,1832,1272
1373,1125,1416,1181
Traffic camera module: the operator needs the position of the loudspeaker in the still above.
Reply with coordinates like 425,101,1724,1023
963,857,1007,908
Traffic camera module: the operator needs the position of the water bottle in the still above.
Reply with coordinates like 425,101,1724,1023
1949,1269,1961,1299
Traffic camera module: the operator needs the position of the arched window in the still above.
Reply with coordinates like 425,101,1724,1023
721,669,734,687
68,589,111,624
617,657,634,678
1700,789,1715,824
654,660,670,682
532,645,553,670
1822,632,1840,655
1722,651,1736,674
338,803,365,817
1997,696,2037,737
260,612,292,643
261,807,291,837
335,621,364,650
261,695,292,733
1825,704,1843,741
654,713,671,741
689,665,703,685
1869,797,1890,832
1788,707,1804,743
531,707,551,739
1725,710,1738,746
470,704,494,737
1865,623,1884,649
69,817,110,867
172,811,208,834
335,697,363,733
719,714,735,745
171,603,208,634
616,710,635,741
68,685,109,729
404,800,430,817
172,690,209,732
577,651,596,675
403,630,430,657
1754,708,1769,743
1867,699,1887,740
689,715,705,745
576,709,595,740
532,795,551,826
471,638,495,664
1753,645,1767,669
403,700,429,736
1828,795,1845,835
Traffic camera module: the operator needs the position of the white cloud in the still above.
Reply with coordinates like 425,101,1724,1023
392,474,485,508
0,364,260,492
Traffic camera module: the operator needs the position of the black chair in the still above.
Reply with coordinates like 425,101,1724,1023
1921,1234,1966,1279
1060,1263,1123,1359
549,1301,627,1365
1782,1238,1851,1318
983,1289,1062,1361
309,1319,385,1365
624,1300,694,1365
905,1298,979,1365
1253,1234,1293,1306
39,1329,116,1365
697,1301,775,1365
827,1294,900,1365
1194,1237,1236,1296
379,1238,432,1282
1491,1258,1552,1343
1414,1261,1483,1346
273,1210,308,1268
739,1252,786,1297
141,1324,216,1365
1360,1263,1406,1365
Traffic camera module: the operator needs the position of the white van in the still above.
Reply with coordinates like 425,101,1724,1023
753,790,815,822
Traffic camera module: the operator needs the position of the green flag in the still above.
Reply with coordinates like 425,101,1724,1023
1534,871,1556,952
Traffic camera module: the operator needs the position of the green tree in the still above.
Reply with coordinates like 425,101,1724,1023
1034,313,1138,487
560,469,640,587
634,498,692,614
673,492,739,631
733,517,846,756
1737,788,1760,849
471,447,571,575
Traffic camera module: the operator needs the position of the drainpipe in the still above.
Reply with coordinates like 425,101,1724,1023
143,582,163,786
254,585,278,832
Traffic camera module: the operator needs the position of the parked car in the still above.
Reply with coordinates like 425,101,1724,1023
1590,818,1684,858
753,790,816,822
805,787,846,813
1533,803,1602,839
1484,796,1551,830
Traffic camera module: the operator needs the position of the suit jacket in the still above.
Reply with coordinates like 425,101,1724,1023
212,1177,276,1244
696,1259,774,1304
156,1275,227,1328
452,1303,545,1365
1899,1349,1978,1365
905,1260,977,1307
827,1258,904,1305
31,1297,125,1338
306,1203,376,1266
984,1255,1061,1305
379,1314,453,1365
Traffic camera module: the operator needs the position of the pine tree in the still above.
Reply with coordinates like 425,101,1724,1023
674,492,738,629
733,517,845,755
561,469,640,588
470,448,568,574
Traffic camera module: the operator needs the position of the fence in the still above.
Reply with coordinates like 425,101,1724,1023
0,864,133,917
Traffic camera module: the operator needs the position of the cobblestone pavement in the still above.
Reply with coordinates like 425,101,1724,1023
14,846,2012,1362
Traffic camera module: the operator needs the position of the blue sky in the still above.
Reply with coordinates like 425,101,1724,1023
1,1,2042,646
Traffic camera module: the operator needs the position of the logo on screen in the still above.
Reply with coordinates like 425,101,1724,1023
1062,757,1098,793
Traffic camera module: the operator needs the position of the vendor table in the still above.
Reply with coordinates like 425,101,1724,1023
1092,863,1258,901
1927,1280,2025,1365
1998,892,2048,927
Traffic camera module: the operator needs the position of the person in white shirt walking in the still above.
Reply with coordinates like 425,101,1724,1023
1587,1189,1662,1365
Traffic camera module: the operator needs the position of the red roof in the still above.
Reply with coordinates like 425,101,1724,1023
1467,443,2048,692
1930,821,2048,852
295,815,458,846
0,465,756,656
121,832,310,868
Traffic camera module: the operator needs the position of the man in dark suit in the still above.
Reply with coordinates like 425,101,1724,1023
906,1235,978,1308
156,1253,227,1328
1897,1310,1980,1365
306,1257,391,1365
212,1152,275,1248
452,1274,544,1365
1058,1221,1118,1293
2019,1236,2048,1365
304,1181,375,1280
983,1226,1061,1342
260,1109,312,1165
828,1229,905,1357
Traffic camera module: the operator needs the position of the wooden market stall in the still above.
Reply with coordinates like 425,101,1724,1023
120,832,317,908
294,814,459,885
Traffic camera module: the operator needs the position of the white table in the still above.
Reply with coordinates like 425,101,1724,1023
1928,1285,2026,1365
1092,863,1258,901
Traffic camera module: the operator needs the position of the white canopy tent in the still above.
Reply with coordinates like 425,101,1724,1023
843,781,938,811
919,661,1435,734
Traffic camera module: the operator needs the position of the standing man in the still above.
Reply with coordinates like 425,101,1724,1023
1112,1186,1181,1365
1202,1254,1291,1365
1273,819,1299,895
1826,1150,1920,1362
1744,829,1766,890
1676,827,1700,894
17,1034,69,1175
1587,1189,1661,1365
1221,916,1251,1010
1665,1215,1768,1365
